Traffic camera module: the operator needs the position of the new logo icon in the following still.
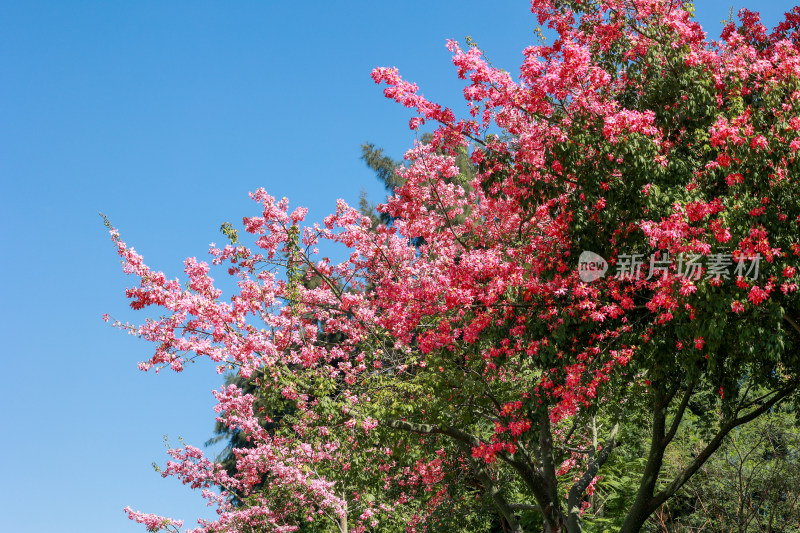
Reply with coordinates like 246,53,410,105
578,251,608,282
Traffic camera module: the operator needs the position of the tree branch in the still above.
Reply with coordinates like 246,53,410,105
647,383,797,515
567,422,621,533
454,440,525,533
381,419,481,447
663,380,695,447
783,312,800,336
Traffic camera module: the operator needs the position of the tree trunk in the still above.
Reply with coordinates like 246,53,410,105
337,495,348,533
619,387,670,533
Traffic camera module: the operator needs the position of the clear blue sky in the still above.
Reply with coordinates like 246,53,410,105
0,1,788,531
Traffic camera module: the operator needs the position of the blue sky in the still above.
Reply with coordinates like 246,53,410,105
0,1,789,531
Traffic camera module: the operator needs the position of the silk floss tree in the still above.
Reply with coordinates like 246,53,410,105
110,1,800,532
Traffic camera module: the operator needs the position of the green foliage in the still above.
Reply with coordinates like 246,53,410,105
652,405,800,532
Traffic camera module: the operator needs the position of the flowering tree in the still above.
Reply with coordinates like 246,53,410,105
110,2,800,532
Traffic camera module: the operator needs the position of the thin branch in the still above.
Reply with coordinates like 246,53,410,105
454,440,525,533
381,419,481,447
663,380,695,447
567,421,621,532
783,312,800,336
508,503,542,512
647,382,797,515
